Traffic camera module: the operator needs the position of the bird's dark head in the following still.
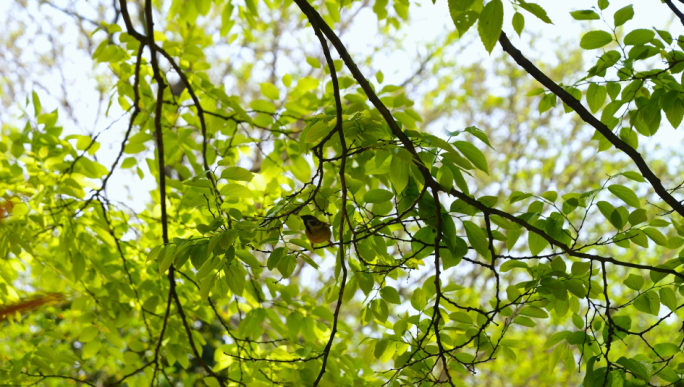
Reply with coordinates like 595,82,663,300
300,215,322,232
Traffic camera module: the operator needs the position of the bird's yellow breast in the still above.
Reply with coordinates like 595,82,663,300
305,226,332,243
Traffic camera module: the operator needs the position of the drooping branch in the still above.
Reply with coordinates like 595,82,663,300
429,186,456,386
303,11,349,386
498,31,684,218
664,0,684,26
142,0,174,383
118,0,221,203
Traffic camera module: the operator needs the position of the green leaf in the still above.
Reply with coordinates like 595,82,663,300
572,313,584,329
506,285,521,302
453,141,488,174
277,255,297,278
570,10,600,20
580,31,613,50
220,230,239,250
374,338,389,359
79,326,99,342
566,279,586,298
158,245,177,274
512,12,524,37
204,377,221,387
500,260,528,272
121,157,136,169
450,9,480,36
571,261,591,276
199,275,216,300
267,247,285,271
616,357,650,381
526,87,545,96
538,93,556,113
607,185,640,208
613,5,634,27
528,227,549,256
356,272,373,297
509,191,533,203
195,254,221,280
221,167,254,182
249,99,276,114
514,316,536,327
643,227,668,246
518,1,552,24
542,331,570,349
380,286,401,304
259,82,280,100
520,306,549,319
541,191,558,202
464,126,494,149
220,184,252,198
659,287,677,311
463,221,490,258
606,82,621,101
633,291,660,316
364,189,394,204
389,155,409,193
448,0,476,13
438,166,453,191
72,253,86,282
224,264,245,296
663,93,684,128
620,171,645,182
477,0,503,54
623,274,644,291
410,288,427,310
654,342,680,357
586,83,607,114
305,56,321,69
306,121,333,143
628,208,647,225
32,91,42,116
624,29,655,46
81,340,101,359
450,311,473,324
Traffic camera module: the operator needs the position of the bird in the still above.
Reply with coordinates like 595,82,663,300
300,215,332,247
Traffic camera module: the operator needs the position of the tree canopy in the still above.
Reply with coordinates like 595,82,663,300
1,0,684,386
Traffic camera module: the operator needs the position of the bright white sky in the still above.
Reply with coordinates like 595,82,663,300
1,0,682,214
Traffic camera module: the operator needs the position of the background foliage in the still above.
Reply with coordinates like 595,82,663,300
1,0,684,386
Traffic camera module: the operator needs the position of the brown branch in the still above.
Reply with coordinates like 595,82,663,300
172,288,226,385
430,186,455,386
118,0,220,199
141,1,177,385
447,186,684,280
498,31,684,217
665,0,684,26
23,372,97,387
301,9,349,386
77,44,145,214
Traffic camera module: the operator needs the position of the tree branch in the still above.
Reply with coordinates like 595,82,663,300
665,0,684,26
301,11,350,386
497,31,684,218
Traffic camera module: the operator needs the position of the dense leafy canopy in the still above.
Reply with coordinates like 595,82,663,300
1,0,684,386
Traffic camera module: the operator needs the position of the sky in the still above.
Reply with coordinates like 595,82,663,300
1,0,682,215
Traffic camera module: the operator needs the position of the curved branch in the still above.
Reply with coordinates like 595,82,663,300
498,31,684,218
665,0,684,26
